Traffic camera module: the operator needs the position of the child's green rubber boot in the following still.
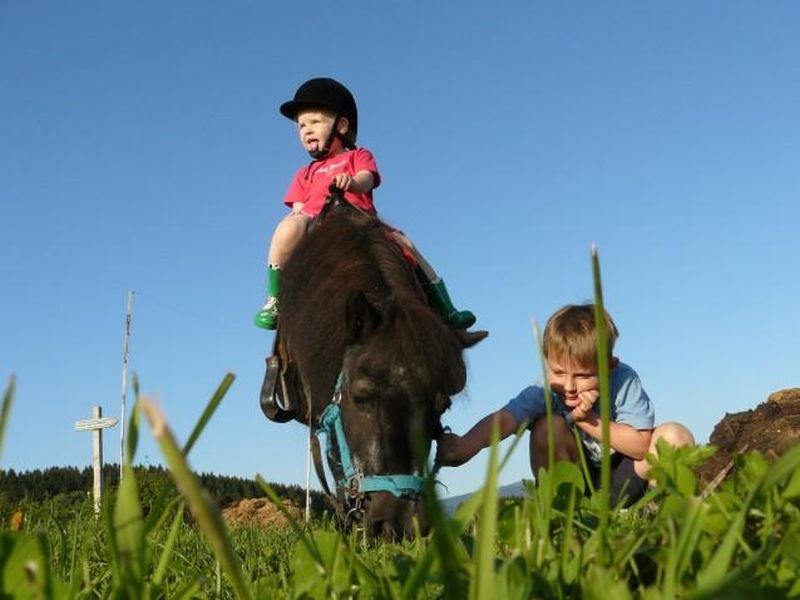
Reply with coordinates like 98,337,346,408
254,265,281,330
425,278,476,330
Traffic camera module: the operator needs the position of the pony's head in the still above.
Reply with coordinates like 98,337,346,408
320,290,485,537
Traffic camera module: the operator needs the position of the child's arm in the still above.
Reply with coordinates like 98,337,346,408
567,381,654,460
436,409,519,467
574,416,653,460
333,170,374,194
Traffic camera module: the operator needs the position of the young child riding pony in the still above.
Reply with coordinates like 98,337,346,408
254,77,475,331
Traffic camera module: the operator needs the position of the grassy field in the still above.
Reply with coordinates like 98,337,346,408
2,253,799,598
3,392,800,598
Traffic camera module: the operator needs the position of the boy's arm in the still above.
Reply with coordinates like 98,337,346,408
436,409,519,467
574,417,653,460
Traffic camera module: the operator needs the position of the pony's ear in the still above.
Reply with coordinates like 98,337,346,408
346,291,382,342
458,329,489,348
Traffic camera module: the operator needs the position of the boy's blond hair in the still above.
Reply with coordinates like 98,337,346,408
542,304,619,369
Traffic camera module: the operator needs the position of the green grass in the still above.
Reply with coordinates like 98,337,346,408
2,250,800,598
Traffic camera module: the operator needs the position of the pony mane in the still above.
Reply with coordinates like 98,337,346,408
280,207,470,409
325,210,468,396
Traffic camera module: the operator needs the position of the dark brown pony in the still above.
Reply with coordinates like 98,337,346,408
264,201,486,537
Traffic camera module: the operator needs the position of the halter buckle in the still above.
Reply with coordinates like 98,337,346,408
347,472,363,498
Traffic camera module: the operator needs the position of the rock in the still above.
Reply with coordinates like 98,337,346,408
221,497,304,529
696,388,800,485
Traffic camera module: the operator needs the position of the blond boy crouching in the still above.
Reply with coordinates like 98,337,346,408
436,304,694,506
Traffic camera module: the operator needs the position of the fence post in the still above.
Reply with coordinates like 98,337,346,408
75,405,118,515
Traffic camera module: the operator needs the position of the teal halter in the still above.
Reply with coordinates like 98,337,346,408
316,372,425,500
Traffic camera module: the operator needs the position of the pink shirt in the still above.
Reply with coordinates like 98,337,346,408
283,148,381,217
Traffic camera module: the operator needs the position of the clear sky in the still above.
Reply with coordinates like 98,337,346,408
2,2,798,498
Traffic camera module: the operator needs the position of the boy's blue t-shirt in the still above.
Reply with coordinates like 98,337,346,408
502,362,655,462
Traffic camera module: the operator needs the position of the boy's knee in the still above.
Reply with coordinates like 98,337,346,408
274,214,309,242
637,423,695,482
530,416,576,469
531,415,570,446
653,422,695,450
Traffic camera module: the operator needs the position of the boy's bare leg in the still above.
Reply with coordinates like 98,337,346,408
530,415,579,472
268,213,311,266
255,213,311,330
633,421,695,480
390,231,437,279
389,231,476,329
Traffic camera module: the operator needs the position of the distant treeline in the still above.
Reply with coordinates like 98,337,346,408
0,464,328,515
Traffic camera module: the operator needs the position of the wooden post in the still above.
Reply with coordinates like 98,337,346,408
75,406,118,515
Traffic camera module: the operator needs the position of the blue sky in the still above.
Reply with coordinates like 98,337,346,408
2,2,798,498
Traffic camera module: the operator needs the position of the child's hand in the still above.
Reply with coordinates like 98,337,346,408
332,173,353,191
568,390,599,422
291,202,306,214
436,433,469,467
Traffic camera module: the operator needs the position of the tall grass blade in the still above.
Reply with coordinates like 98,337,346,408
171,578,204,599
101,487,123,584
559,478,579,584
415,472,466,599
153,502,185,585
663,498,707,595
688,544,768,600
591,244,612,559
66,508,84,597
141,398,253,600
532,321,555,472
142,372,234,534
125,375,140,462
532,320,556,561
255,474,325,570
758,441,800,491
183,372,235,456
0,375,15,467
400,541,439,600
573,428,595,496
113,462,145,590
470,415,500,600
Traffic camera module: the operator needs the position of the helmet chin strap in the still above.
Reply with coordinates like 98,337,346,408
308,114,341,160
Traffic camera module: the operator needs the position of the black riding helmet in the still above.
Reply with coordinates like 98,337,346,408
280,78,358,159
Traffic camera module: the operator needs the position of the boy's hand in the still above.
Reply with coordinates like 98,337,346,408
332,170,374,194
436,433,470,467
332,173,353,191
566,390,599,422
290,202,306,214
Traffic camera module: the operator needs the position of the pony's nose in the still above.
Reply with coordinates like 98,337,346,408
363,492,418,539
370,519,403,539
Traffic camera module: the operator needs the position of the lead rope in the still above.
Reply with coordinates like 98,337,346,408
305,423,312,523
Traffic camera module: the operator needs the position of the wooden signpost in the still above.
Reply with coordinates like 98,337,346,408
75,405,118,514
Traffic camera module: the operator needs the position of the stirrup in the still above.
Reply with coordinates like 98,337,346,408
259,355,294,422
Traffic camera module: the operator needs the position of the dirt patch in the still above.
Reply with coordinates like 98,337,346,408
221,497,304,529
696,388,800,485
